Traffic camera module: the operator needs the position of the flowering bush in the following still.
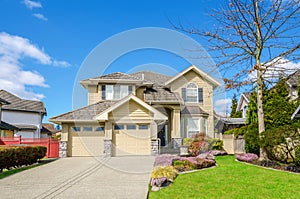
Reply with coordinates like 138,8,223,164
154,154,179,166
150,177,168,187
209,150,228,156
173,156,216,172
236,153,259,162
197,152,215,160
189,141,210,156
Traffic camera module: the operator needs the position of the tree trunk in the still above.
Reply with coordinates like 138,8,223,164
254,0,268,160
257,69,268,160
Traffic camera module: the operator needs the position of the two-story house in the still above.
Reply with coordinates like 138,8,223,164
0,97,18,137
50,65,221,157
0,90,47,138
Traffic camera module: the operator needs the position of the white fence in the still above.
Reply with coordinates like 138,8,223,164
221,134,245,154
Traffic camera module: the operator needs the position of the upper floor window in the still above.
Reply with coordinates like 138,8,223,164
102,85,132,100
182,82,203,103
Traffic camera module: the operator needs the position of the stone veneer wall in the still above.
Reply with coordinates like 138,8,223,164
104,139,112,157
59,141,67,158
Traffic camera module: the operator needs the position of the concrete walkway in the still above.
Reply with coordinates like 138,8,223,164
0,156,155,199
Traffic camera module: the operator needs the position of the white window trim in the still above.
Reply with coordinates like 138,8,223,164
187,117,200,138
186,82,198,103
106,85,129,100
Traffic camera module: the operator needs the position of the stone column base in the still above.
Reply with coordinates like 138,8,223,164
59,141,67,158
172,138,182,149
104,139,112,157
151,139,159,155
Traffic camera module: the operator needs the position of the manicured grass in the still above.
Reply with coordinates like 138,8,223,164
0,158,56,179
148,156,300,199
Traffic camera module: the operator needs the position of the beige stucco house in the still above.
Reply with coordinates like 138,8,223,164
50,65,221,157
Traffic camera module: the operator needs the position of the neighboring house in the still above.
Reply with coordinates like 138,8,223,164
0,90,47,138
215,118,246,134
236,92,251,118
0,97,18,137
41,123,61,138
50,65,221,157
286,70,300,100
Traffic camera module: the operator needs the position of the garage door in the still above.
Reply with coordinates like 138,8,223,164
113,124,151,156
70,133,104,157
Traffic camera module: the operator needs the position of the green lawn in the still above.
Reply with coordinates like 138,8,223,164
148,156,300,199
0,158,56,179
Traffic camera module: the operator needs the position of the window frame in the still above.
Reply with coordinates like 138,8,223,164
126,124,137,130
114,124,124,130
187,117,200,138
138,124,149,130
71,126,81,132
186,82,198,103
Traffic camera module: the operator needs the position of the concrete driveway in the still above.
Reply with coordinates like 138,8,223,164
0,156,155,199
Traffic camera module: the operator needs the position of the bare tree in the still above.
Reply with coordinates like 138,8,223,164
174,0,300,160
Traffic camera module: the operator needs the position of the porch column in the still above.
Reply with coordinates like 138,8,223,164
104,121,112,156
171,109,182,149
59,124,68,158
105,121,112,139
171,109,181,138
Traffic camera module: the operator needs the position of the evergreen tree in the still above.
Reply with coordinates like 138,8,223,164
230,94,242,118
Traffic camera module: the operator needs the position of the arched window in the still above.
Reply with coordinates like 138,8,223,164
186,82,198,102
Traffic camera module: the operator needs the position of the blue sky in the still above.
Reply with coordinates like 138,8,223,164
1,0,287,121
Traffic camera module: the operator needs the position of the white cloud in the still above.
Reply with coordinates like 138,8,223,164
248,58,300,81
23,0,42,9
214,98,231,117
32,13,48,21
0,32,70,100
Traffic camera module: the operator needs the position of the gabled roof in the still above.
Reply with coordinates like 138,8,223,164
0,90,46,114
164,65,221,88
93,94,168,121
236,92,252,111
49,101,116,123
80,72,153,88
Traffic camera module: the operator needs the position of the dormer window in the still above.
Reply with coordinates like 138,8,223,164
102,85,132,100
182,82,203,103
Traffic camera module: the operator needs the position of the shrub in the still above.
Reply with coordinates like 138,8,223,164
183,138,193,147
259,160,279,167
208,139,223,150
236,153,258,163
189,141,210,156
223,126,247,137
0,146,46,172
295,146,300,166
244,124,260,155
193,133,206,142
173,159,197,172
195,158,216,169
154,154,179,166
151,166,178,182
173,156,216,172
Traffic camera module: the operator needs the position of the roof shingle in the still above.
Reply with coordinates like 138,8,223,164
0,90,46,114
50,101,116,121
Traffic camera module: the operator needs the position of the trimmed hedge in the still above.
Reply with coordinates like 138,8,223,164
0,146,47,172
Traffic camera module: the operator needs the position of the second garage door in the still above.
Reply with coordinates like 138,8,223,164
113,124,151,156
70,133,104,157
